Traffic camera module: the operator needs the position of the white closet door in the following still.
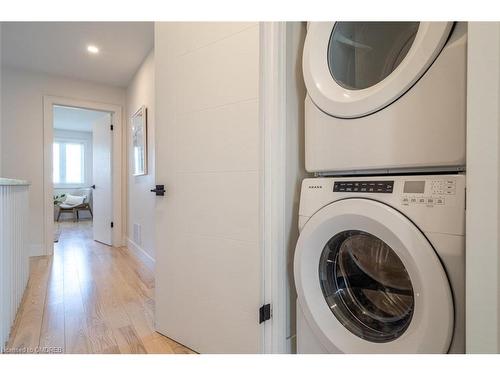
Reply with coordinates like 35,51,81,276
154,23,262,354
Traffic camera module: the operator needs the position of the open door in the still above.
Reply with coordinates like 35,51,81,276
153,23,262,354
92,113,113,246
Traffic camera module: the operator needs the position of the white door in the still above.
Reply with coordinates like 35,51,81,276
154,23,262,354
294,198,454,353
303,22,453,118
92,113,113,246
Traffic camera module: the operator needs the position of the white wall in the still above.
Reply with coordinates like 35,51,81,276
466,22,500,353
125,51,155,263
1,67,125,256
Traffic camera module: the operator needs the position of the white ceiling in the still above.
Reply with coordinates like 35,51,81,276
1,22,154,87
53,105,107,132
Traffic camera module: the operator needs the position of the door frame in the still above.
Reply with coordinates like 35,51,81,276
43,95,123,255
260,22,288,353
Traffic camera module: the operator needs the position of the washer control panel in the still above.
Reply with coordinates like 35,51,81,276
401,178,456,207
333,180,394,193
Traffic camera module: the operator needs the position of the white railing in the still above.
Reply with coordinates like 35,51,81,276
0,179,30,352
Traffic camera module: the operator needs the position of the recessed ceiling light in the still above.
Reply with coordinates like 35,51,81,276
87,45,99,54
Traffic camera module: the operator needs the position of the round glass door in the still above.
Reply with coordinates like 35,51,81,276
319,230,414,343
302,22,453,118
328,22,420,90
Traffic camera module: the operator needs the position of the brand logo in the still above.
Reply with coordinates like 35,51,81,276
308,185,323,189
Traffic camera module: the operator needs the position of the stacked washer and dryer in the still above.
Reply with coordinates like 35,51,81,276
294,22,467,353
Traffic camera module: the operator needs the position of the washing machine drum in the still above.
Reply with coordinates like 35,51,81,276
294,199,454,353
303,22,454,118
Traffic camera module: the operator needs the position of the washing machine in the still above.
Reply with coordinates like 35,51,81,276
294,174,465,353
303,22,467,174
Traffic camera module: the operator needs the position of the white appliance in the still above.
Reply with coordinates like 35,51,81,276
294,174,465,353
303,22,467,174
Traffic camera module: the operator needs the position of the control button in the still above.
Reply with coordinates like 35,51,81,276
445,190,455,195
410,197,417,204
436,198,445,205
402,197,410,205
417,197,426,204
427,198,434,204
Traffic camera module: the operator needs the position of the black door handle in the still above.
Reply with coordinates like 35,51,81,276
91,185,96,189
150,185,166,196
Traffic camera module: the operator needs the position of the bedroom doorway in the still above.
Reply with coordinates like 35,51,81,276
43,96,124,255
52,105,113,246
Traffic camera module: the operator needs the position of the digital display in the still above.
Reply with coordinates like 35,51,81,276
333,181,394,193
404,181,425,194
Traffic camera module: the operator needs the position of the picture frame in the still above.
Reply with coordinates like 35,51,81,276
131,105,147,176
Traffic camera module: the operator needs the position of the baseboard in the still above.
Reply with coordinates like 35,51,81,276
126,237,155,270
287,335,297,354
29,243,45,257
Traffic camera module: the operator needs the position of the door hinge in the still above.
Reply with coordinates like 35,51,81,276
259,304,271,324
110,124,114,131
111,221,114,228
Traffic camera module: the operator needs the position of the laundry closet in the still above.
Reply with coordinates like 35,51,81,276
294,22,467,353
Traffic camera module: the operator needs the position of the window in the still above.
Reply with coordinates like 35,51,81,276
53,141,85,186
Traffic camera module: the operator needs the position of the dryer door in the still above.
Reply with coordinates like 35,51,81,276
303,22,453,118
294,198,454,353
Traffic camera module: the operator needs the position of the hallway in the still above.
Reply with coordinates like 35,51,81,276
6,222,194,354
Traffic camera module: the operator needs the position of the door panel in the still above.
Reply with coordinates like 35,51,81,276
328,22,420,90
294,199,453,353
92,113,112,246
318,229,414,343
154,23,262,353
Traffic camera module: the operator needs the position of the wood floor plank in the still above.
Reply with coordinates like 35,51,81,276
6,221,194,354
117,325,147,354
39,302,65,353
39,250,65,352
7,256,51,352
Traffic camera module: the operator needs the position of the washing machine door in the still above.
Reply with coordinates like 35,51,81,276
294,198,454,353
303,22,454,118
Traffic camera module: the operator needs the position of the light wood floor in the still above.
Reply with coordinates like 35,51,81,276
6,221,195,354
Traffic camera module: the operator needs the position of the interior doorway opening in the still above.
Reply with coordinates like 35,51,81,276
44,96,124,256
52,105,113,246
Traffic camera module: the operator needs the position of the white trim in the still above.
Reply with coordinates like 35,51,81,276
466,22,500,353
43,95,124,255
260,22,289,354
29,244,45,257
126,237,155,271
